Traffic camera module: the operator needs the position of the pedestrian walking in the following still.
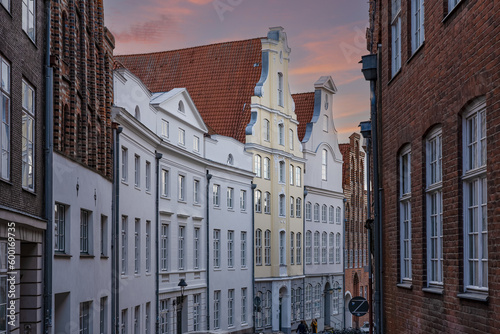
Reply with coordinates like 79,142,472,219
310,318,318,333
297,320,309,334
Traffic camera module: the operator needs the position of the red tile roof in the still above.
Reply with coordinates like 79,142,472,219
293,92,315,141
115,38,264,142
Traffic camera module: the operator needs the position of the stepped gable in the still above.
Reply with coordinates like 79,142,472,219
292,92,315,141
115,38,264,142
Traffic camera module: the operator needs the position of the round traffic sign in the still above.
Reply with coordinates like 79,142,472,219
348,296,369,317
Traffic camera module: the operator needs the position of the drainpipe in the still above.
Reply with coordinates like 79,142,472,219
302,189,308,322
206,171,212,330
111,126,122,334
155,151,162,334
251,182,256,333
342,198,347,330
43,1,53,332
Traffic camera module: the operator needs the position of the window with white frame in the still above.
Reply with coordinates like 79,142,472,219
463,99,487,289
159,300,169,334
241,288,247,324
328,206,334,224
263,157,270,179
161,169,169,197
160,224,168,271
178,226,184,270
22,80,35,190
329,233,335,264
280,231,286,265
22,0,35,41
314,203,320,222
279,194,286,217
314,231,320,264
297,232,302,265
79,301,91,334
134,219,140,273
228,289,234,327
227,187,234,209
296,197,302,218
296,166,301,186
54,203,66,252
305,284,312,320
193,294,201,331
321,204,327,223
240,190,246,211
214,290,220,329
161,119,169,138
323,114,328,132
228,230,234,268
145,161,151,191
241,231,247,268
264,291,272,326
255,190,262,212
178,100,184,113
121,217,128,274
289,129,294,150
278,72,284,107
80,210,90,254
178,174,185,201
400,146,412,282
213,184,220,207
194,179,200,204
193,135,199,152
278,123,285,146
254,154,262,177
289,164,294,185
134,155,140,187
264,229,271,265
314,284,321,318
263,118,270,141
178,128,185,145
306,202,312,221
279,160,285,183
290,196,295,217
146,221,151,272
391,0,402,76
290,232,294,265
411,0,425,53
133,306,140,334
295,288,302,320
0,57,10,181
322,232,327,264
426,128,443,287
213,229,220,268
194,227,200,269
256,229,262,265
306,231,312,264
336,206,341,224
322,149,327,180
336,233,341,263
101,215,108,256
100,297,107,334
255,291,263,328
121,309,127,334
264,192,271,214
448,0,461,13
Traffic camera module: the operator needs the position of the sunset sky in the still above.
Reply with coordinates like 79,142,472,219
104,0,370,143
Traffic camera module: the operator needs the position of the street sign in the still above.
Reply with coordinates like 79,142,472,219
348,296,369,317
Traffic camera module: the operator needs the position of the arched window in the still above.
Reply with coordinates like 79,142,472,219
255,229,262,266
314,284,321,318
314,231,320,264
290,196,295,217
306,231,312,264
329,232,335,263
322,149,327,180
296,232,302,265
306,202,312,221
290,232,295,265
314,203,320,222
305,284,312,320
263,157,270,179
296,197,302,218
264,192,271,214
277,72,284,106
254,155,262,177
321,204,327,223
263,118,270,141
264,230,271,265
336,207,342,224
134,105,140,120
255,190,262,213
178,100,185,113
279,231,286,265
329,205,334,224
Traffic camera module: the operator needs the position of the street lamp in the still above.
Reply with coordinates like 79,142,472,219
176,279,188,334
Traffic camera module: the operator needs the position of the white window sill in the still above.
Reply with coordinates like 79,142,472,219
457,292,488,302
422,287,443,295
397,283,412,290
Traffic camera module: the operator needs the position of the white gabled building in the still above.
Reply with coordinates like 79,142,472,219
294,76,345,332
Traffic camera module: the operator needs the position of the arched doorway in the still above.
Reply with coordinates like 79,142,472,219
324,282,331,327
279,286,291,334
344,292,352,329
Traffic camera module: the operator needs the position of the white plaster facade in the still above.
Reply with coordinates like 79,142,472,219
302,77,345,331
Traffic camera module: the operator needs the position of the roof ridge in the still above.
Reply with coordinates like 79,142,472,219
292,91,314,96
115,36,266,58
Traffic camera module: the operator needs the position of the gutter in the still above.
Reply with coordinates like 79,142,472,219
206,171,212,330
155,151,163,334
251,182,256,333
111,126,122,333
43,0,53,332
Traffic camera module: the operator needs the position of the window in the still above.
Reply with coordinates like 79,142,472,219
135,219,140,273
213,184,220,207
336,206,341,224
228,289,234,327
391,0,402,76
122,217,128,274
263,157,270,179
289,164,294,186
290,232,295,265
463,100,487,289
264,230,271,265
160,300,169,334
178,128,185,145
241,231,247,267
314,231,320,264
400,146,412,282
100,297,107,334
332,288,339,314
54,203,66,252
161,119,169,138
227,187,234,209
329,233,335,263
322,149,327,180
263,118,270,141
194,227,200,269
122,147,128,182
296,232,302,265
240,190,246,211
279,194,286,217
305,284,312,320
336,233,341,263
306,202,312,221
321,205,327,223
79,301,91,334
22,0,35,41
264,192,271,214
161,169,169,197
0,241,5,334
289,129,294,150
306,231,312,264
213,290,220,329
178,100,185,113
329,206,334,224
0,57,10,180
178,174,185,201
296,198,302,218
121,309,128,334
448,0,461,13
279,161,285,183
411,0,425,53
193,294,201,331
278,72,284,106
80,210,90,254
314,284,321,318
255,229,262,265
134,155,140,187
1,0,9,11
321,232,327,264
145,161,151,191
193,135,199,152
178,226,185,270
194,179,200,204
145,303,151,334
278,123,285,145
280,231,286,265
255,190,262,212
426,129,442,286
254,154,262,177
213,229,220,268
22,80,35,190
228,230,234,268
323,115,328,132
134,306,140,334
296,166,302,186
290,196,295,217
314,203,320,222
160,224,168,271
241,288,247,324
146,221,151,272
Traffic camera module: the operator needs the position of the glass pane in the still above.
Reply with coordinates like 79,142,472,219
1,61,9,92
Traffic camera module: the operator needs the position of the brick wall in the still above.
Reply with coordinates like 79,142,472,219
368,0,500,332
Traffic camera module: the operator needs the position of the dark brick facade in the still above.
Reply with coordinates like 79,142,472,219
50,0,114,177
368,0,500,332
340,133,368,329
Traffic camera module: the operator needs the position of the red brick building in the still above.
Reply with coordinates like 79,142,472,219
368,0,500,332
340,133,368,329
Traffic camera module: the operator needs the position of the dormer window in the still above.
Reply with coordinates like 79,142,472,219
227,154,234,165
134,106,140,120
178,101,185,113
278,72,284,107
